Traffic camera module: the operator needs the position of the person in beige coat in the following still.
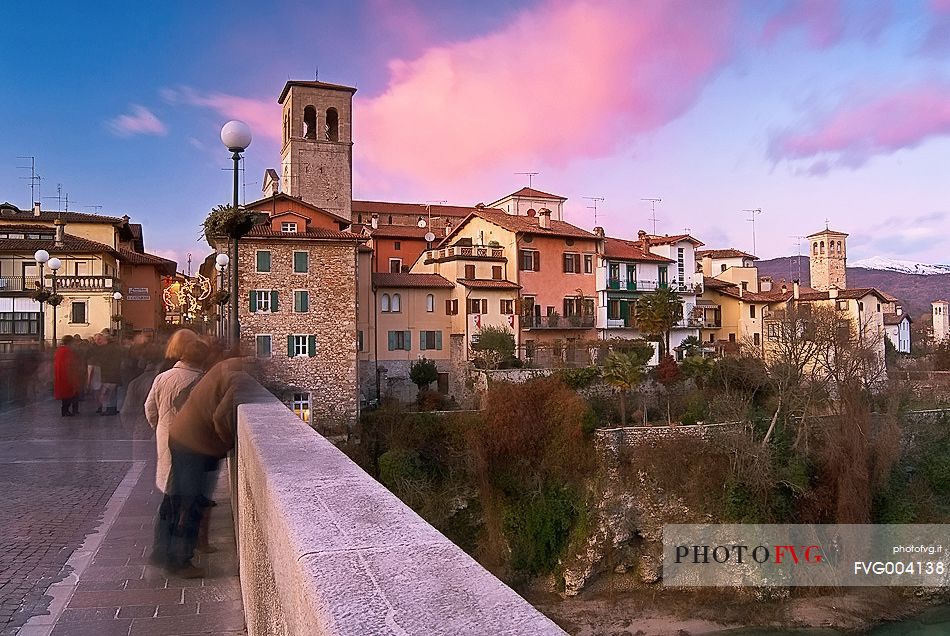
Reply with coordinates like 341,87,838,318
145,340,208,492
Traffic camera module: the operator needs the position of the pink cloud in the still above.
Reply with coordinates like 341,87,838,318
355,0,739,192
761,0,845,48
107,105,167,137
769,82,950,172
162,86,280,143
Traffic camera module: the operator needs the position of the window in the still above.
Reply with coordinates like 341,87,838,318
658,266,668,287
293,251,309,273
281,222,298,233
492,266,502,280
394,241,401,251
729,333,736,342
608,300,621,320
858,301,864,312
291,392,311,423
75,261,88,276
767,323,780,341
294,290,309,313
464,264,476,279
70,301,87,324
609,263,620,282
753,333,761,346
721,264,727,272
677,247,685,284
256,335,272,358
749,304,756,319
381,294,391,312
303,105,317,139
500,299,514,314
519,249,539,271
626,265,636,285
467,298,488,314
584,254,593,274
426,294,434,312
563,252,580,273
392,293,401,312
387,330,410,351
357,330,364,352
250,290,277,313
0,312,39,335
389,258,402,273
837,300,848,310
420,330,442,351
256,251,271,273
741,281,748,291
445,298,459,314
325,107,339,141
877,303,881,312
288,334,315,357
563,297,583,317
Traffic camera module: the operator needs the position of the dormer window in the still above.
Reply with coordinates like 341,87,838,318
281,222,298,233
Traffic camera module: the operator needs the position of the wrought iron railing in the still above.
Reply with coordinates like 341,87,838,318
522,315,595,329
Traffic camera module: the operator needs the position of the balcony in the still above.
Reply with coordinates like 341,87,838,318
425,246,506,263
50,275,119,291
0,276,43,292
606,317,637,329
522,315,595,329
607,279,660,292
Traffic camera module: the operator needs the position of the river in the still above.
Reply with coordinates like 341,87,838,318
711,604,950,635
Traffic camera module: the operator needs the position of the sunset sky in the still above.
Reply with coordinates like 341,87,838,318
2,0,950,269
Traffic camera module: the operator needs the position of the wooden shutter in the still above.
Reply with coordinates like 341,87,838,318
308,335,316,357
435,331,442,350
388,331,396,351
270,290,279,311
419,331,426,351
287,335,294,357
481,299,488,314
534,251,540,271
404,330,411,351
445,299,453,315
249,291,257,312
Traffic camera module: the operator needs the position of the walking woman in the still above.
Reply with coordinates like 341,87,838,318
53,335,80,416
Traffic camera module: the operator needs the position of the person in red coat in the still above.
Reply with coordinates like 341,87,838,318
54,335,80,416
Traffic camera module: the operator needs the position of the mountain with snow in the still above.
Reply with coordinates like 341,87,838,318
849,256,950,276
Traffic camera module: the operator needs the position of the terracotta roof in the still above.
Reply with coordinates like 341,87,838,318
0,206,123,224
244,192,352,226
473,209,596,239
502,187,566,201
456,278,521,290
703,276,735,290
369,225,432,239
880,291,899,303
278,80,358,103
372,273,454,288
696,248,757,260
118,248,176,269
352,200,483,219
0,224,57,235
646,233,705,247
0,232,117,255
603,237,674,262
883,313,911,325
244,225,364,241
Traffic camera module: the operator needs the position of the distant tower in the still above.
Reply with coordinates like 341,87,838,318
934,300,950,344
807,227,848,290
279,79,356,220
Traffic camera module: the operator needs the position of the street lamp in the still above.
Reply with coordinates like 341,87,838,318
113,291,123,336
33,249,49,349
220,120,252,351
215,252,229,340
48,257,62,346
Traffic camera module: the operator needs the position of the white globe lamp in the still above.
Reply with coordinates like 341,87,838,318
220,120,252,152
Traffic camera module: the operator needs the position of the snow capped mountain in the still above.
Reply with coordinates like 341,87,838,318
850,256,950,276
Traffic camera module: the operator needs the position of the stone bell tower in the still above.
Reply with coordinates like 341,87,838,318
278,79,356,220
807,226,848,291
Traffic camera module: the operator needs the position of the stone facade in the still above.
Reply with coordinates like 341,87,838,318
807,228,847,291
238,237,359,425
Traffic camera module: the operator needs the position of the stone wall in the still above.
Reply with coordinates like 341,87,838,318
233,386,566,636
595,422,743,452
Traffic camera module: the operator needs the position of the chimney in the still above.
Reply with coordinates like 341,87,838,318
54,219,65,248
370,213,379,230
538,208,551,229
828,285,838,299
793,279,800,300
593,226,605,238
896,305,903,316
444,221,453,237
637,229,650,251
33,202,41,216
759,276,772,292
738,286,744,298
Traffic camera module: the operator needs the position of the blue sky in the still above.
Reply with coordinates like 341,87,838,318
2,0,949,269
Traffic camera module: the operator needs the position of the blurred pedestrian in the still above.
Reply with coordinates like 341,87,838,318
12,346,41,405
159,329,198,374
53,336,80,416
120,343,165,425
86,334,104,413
95,331,123,416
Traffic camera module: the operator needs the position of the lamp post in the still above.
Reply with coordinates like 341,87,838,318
113,291,123,336
215,252,229,341
33,249,49,349
48,257,62,346
220,120,252,351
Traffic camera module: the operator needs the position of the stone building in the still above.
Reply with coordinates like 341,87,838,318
934,300,949,344
807,227,848,291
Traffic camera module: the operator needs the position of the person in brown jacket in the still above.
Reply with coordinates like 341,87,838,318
151,356,255,577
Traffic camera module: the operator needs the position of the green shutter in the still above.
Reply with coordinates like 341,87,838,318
294,251,308,273
271,290,279,311
308,335,316,357
388,331,396,351
301,291,309,313
287,335,294,357
435,331,442,350
419,331,426,351
249,291,257,312
404,330,411,351
257,251,271,272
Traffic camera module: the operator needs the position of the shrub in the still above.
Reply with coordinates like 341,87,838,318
472,326,516,369
504,483,580,577
409,357,439,392
558,366,600,389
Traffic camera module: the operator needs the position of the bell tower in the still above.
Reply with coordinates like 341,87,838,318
279,79,356,220
807,226,848,291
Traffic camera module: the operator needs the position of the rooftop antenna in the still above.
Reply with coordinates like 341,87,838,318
187,253,192,277
743,208,764,257
642,198,662,234
789,235,806,282
515,172,539,188
424,200,447,224
683,227,692,235
17,156,40,205
315,66,319,80
42,183,64,212
583,196,604,226
83,205,103,213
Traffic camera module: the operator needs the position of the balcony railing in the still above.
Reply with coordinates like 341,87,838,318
425,246,505,261
607,279,660,292
49,275,118,291
0,276,43,292
522,315,595,329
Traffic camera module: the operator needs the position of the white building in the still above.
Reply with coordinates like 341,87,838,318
883,307,912,354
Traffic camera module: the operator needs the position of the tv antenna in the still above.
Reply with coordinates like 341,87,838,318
17,156,41,205
788,235,806,281
743,208,764,257
42,183,65,212
83,205,103,213
583,196,604,226
642,198,662,234
515,172,539,188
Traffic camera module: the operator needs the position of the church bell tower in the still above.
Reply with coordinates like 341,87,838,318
278,79,356,220
807,227,848,291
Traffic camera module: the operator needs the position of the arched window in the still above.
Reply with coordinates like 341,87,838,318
820,241,825,254
526,208,537,217
388,215,393,225
381,294,390,312
325,107,339,141
813,242,818,255
303,106,317,140
838,241,843,254
426,294,434,312
392,293,401,312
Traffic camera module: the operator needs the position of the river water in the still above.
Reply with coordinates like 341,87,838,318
711,604,950,635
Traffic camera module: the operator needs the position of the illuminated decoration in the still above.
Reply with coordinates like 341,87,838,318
162,273,212,321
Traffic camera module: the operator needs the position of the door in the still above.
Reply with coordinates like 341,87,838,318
658,266,668,288
21,261,39,292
